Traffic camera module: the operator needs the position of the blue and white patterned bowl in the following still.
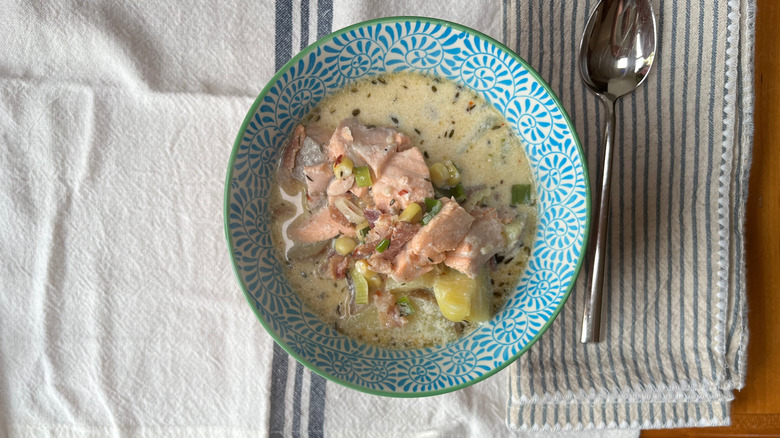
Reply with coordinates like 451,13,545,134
224,17,590,396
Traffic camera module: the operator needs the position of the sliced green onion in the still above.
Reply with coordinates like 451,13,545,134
443,160,461,186
397,295,414,316
358,224,370,239
434,183,467,203
354,166,373,187
450,183,466,203
351,267,369,304
422,198,443,225
511,184,532,205
375,238,391,253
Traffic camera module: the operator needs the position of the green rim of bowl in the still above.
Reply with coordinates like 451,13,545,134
224,16,592,398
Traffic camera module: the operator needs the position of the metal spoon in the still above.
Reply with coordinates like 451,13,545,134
579,0,656,343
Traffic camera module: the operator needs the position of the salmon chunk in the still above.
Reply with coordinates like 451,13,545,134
326,118,412,177
303,124,332,146
371,148,434,213
366,220,421,274
349,185,370,202
288,204,355,243
303,163,332,197
327,175,355,197
407,198,475,262
392,251,435,282
444,208,506,278
327,124,351,163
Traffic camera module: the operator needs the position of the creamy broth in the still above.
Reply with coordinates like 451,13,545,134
270,72,537,349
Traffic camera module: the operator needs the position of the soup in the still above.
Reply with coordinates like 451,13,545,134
270,72,537,349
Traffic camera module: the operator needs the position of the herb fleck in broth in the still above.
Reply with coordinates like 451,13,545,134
270,72,537,349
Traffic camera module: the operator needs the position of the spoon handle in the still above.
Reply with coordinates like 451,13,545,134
581,96,616,343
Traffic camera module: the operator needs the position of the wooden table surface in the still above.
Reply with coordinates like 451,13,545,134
642,0,780,436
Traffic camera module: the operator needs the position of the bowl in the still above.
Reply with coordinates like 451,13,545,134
224,17,590,396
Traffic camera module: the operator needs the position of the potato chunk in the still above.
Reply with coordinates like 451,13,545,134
432,267,492,323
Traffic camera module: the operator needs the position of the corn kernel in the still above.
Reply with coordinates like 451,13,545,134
333,156,354,179
354,260,378,278
398,202,423,223
429,162,450,188
333,236,357,256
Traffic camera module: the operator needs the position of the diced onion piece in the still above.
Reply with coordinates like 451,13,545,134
467,268,492,323
463,187,491,210
333,236,357,256
334,197,365,224
333,155,354,179
354,166,373,187
429,162,450,188
511,184,533,205
502,219,526,243
385,272,437,292
398,202,423,223
356,221,370,241
367,275,383,292
351,268,369,304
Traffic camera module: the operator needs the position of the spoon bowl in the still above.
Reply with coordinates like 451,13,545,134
580,0,657,100
579,0,656,343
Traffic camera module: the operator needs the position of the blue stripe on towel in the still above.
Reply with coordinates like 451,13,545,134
269,345,289,436
270,1,292,436
317,0,332,39
665,1,680,386
705,0,720,387
292,363,304,438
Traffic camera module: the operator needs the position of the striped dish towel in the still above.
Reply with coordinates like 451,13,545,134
0,0,749,437
505,0,755,431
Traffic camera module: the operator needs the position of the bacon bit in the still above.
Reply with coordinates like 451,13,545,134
398,189,409,196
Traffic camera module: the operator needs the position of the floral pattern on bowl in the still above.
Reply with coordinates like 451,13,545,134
225,17,590,396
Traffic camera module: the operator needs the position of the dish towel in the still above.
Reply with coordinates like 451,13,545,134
0,2,750,438
505,0,755,431
1,1,631,437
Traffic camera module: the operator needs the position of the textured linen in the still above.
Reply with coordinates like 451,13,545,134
0,0,752,437
505,0,754,430
0,1,630,437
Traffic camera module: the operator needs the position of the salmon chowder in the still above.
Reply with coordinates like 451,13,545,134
270,72,537,349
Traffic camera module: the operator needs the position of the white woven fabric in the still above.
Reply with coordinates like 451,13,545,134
0,0,752,436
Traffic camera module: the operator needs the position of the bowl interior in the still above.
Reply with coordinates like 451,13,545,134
225,17,590,396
